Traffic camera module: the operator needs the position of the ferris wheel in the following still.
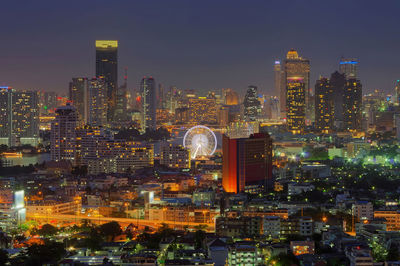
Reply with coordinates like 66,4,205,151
183,125,217,159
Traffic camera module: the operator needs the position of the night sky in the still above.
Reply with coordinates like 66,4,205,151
1,0,400,95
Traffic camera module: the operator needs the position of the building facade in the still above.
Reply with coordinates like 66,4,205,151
160,143,191,169
243,86,261,121
222,133,273,194
343,78,362,131
69,77,88,124
50,104,79,162
286,78,306,134
315,77,334,133
95,40,118,123
0,88,40,146
140,77,157,131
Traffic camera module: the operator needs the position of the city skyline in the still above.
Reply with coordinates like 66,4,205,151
0,0,399,95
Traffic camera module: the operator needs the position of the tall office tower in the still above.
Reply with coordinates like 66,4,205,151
38,91,56,115
274,60,284,118
284,49,311,122
140,77,157,131
0,88,39,146
50,103,78,162
339,58,358,78
12,90,40,146
394,80,400,105
69,77,88,124
188,97,217,124
330,71,346,129
286,78,306,134
157,83,165,109
114,67,128,123
95,40,118,123
315,77,334,133
343,78,362,131
243,85,261,121
269,96,280,120
223,88,239,105
0,87,13,145
88,78,108,127
222,133,273,194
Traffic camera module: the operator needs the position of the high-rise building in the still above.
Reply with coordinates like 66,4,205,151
243,86,261,121
274,60,285,118
0,88,39,146
160,143,191,169
50,103,78,162
394,80,400,105
0,87,13,145
88,78,107,127
69,77,88,124
95,40,118,123
286,78,306,134
330,71,346,129
223,88,239,106
140,77,157,131
339,58,358,78
343,78,362,131
222,133,273,194
315,77,334,133
188,97,217,124
115,67,128,123
284,49,311,122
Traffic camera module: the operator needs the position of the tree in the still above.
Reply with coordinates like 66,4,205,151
194,230,206,249
37,224,58,237
99,221,122,241
84,228,103,251
269,253,300,266
25,240,66,265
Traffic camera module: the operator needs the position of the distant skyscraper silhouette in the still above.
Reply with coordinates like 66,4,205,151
274,60,284,118
330,71,346,129
140,77,157,131
69,77,88,125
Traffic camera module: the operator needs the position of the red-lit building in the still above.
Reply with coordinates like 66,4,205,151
222,133,273,194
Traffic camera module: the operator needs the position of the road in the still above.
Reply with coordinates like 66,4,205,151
26,213,215,232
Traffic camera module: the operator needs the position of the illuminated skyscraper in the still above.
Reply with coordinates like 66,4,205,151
88,78,108,127
0,87,12,145
95,40,118,123
339,57,358,78
315,77,334,133
243,85,261,121
223,88,239,105
286,78,306,134
343,78,362,131
222,133,273,194
50,103,78,162
140,77,157,131
69,77,88,124
284,49,311,122
0,88,39,146
188,97,217,124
